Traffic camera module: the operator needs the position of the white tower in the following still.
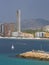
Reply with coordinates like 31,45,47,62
16,10,21,32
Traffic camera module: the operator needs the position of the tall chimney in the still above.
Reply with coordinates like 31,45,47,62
16,10,21,32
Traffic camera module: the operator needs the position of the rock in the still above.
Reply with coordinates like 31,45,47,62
16,51,49,61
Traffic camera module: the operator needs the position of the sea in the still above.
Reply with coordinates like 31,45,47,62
0,39,49,65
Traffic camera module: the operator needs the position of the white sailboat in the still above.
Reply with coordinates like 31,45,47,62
11,44,14,50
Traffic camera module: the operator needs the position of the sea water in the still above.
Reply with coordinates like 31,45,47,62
0,39,49,65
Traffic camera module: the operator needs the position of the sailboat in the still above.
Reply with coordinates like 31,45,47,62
11,44,14,50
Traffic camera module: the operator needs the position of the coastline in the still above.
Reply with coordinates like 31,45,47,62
0,37,49,40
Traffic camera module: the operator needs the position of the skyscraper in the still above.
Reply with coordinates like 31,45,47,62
16,10,21,32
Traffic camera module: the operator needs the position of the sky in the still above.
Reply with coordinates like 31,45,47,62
0,0,49,23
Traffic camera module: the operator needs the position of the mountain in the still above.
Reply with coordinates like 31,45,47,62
21,18,49,30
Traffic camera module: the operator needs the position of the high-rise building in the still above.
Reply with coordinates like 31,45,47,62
1,24,4,34
4,23,15,37
0,24,1,33
4,23,9,36
16,10,21,32
9,23,15,32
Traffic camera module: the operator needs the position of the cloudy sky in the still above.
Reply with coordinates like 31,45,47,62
0,0,49,22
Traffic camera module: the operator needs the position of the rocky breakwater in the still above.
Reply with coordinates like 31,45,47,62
16,50,49,61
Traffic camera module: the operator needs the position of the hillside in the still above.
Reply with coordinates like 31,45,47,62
21,18,49,30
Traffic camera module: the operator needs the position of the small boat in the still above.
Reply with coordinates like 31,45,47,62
11,44,14,50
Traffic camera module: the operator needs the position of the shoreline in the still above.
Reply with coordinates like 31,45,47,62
0,37,49,40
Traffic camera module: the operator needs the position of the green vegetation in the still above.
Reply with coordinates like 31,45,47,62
23,29,43,32
22,29,44,35
22,29,35,34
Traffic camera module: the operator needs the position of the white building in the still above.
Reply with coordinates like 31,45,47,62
35,32,45,38
12,32,19,37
